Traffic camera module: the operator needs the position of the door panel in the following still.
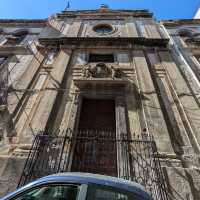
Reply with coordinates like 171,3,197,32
78,99,116,131
71,99,117,176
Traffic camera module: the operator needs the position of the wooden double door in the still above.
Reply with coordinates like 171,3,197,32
71,98,117,176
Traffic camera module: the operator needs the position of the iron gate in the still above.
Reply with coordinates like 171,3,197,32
18,129,170,200
71,130,117,177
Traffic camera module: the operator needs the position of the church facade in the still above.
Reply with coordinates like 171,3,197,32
0,6,200,200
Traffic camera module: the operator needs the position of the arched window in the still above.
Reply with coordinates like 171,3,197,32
178,29,194,46
178,29,193,38
5,29,29,46
12,29,29,37
0,56,7,66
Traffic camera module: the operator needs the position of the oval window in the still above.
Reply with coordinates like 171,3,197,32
93,24,113,34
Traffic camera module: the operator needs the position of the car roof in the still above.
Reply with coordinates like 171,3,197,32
2,173,152,200
39,172,152,200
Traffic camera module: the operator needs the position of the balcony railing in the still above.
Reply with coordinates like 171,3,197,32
18,129,171,200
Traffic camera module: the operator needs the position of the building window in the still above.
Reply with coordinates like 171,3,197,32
93,24,113,34
89,53,114,63
0,56,7,67
4,29,29,46
178,29,194,46
178,29,193,38
45,51,57,65
194,55,200,64
4,36,23,45
12,29,29,37
0,56,8,107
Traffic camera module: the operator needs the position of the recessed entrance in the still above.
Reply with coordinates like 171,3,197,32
71,98,117,176
78,98,116,131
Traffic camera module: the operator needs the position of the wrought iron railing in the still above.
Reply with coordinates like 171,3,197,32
18,129,171,200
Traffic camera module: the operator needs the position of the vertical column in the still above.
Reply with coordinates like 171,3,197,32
126,21,138,37
67,93,82,132
27,49,72,134
67,20,82,37
115,96,130,179
158,51,200,154
65,93,82,171
133,50,174,154
147,51,193,155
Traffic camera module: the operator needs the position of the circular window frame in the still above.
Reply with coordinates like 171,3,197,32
93,24,116,35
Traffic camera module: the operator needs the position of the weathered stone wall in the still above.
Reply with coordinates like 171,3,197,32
0,9,200,200
0,21,47,196
0,156,26,197
161,21,200,199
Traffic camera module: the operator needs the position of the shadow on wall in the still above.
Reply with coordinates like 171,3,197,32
163,161,200,200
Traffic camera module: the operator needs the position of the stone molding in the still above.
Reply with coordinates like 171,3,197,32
56,10,153,19
39,37,169,47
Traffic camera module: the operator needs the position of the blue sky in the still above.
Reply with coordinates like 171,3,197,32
0,0,199,20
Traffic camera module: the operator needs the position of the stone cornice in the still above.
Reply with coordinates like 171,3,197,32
162,19,200,27
0,19,47,27
56,9,153,19
0,45,30,55
39,37,169,48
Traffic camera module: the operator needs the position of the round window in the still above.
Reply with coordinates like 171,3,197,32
93,24,113,34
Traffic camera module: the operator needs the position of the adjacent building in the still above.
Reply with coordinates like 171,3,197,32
0,5,200,200
194,8,200,19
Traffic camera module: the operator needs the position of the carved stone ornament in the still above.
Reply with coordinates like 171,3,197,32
110,65,122,79
82,64,93,78
82,63,122,79
94,63,110,78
